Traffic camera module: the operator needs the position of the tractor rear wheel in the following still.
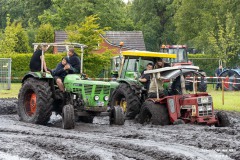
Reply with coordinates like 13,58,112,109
215,111,230,127
110,106,124,125
197,77,207,92
17,78,53,125
110,83,141,119
138,101,170,125
62,104,75,129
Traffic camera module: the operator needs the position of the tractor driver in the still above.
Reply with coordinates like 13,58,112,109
64,48,81,74
154,58,170,69
52,57,69,92
139,63,153,90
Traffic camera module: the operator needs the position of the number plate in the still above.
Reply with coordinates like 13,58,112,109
97,101,104,106
201,97,208,103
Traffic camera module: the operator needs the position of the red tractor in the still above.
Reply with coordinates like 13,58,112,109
160,45,207,92
138,66,230,127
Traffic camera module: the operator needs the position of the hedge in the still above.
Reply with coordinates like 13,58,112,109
0,53,67,82
1,53,237,83
0,52,112,82
188,54,220,76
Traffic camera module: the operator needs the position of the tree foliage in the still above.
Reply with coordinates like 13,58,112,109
65,15,107,54
35,23,54,43
131,0,176,51
39,0,132,30
0,16,29,54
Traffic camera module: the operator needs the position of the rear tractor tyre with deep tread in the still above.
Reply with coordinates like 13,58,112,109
110,105,125,125
110,83,141,119
215,111,230,127
62,104,75,129
17,78,53,125
138,101,170,125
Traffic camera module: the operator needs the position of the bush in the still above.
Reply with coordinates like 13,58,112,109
0,53,65,82
0,51,112,82
188,54,220,76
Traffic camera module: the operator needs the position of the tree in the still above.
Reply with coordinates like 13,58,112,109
0,0,52,29
208,12,240,67
65,15,112,77
66,15,107,54
39,0,133,30
0,16,17,54
131,0,176,51
35,23,54,43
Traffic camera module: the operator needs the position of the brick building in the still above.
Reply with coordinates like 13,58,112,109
54,31,146,54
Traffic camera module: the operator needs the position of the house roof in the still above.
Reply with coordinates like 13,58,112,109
101,31,146,51
54,31,68,52
54,31,146,52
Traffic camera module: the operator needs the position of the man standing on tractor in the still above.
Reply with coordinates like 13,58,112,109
65,48,81,74
29,45,50,73
139,63,153,90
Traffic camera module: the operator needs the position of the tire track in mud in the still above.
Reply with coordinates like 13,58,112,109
0,115,233,160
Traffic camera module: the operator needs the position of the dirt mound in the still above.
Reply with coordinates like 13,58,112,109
0,98,17,115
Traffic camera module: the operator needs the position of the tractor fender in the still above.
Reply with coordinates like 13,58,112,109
117,80,142,95
22,72,53,83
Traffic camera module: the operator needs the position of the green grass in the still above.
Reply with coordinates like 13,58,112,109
0,83,21,98
207,85,240,112
0,83,239,112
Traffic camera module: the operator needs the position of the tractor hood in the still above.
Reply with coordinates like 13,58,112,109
64,74,111,86
144,66,201,80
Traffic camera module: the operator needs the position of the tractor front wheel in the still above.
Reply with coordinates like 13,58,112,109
215,111,230,127
110,83,141,119
17,78,53,125
138,101,170,125
110,105,124,125
62,104,75,129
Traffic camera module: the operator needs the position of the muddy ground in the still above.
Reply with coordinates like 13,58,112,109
0,98,239,160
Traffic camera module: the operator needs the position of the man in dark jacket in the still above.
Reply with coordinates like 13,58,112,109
215,65,223,90
65,48,81,74
139,63,153,90
52,57,69,92
29,45,50,73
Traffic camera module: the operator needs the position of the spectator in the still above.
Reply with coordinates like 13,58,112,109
215,65,224,90
65,48,81,74
154,58,170,69
139,63,153,90
52,57,69,92
29,45,50,73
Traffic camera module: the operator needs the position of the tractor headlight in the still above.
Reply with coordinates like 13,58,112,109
206,105,212,110
104,96,109,101
198,106,204,111
94,95,100,101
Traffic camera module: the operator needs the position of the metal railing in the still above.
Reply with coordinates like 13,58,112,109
0,58,12,90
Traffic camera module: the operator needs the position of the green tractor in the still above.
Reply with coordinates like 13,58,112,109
17,42,124,129
110,50,176,119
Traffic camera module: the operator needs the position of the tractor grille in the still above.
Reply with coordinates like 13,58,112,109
72,88,81,93
95,85,103,94
83,84,110,95
103,85,110,94
84,85,93,95
198,103,212,116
